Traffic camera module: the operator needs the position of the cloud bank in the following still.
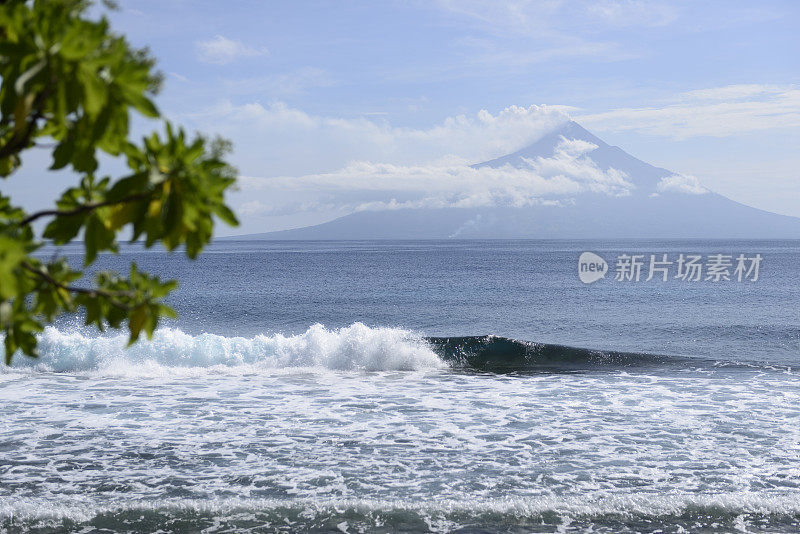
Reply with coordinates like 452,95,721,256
191,102,573,175
238,138,634,216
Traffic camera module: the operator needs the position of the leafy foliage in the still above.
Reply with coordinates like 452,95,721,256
0,0,238,363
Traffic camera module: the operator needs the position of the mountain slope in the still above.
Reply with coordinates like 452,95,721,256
239,121,800,239
476,121,669,194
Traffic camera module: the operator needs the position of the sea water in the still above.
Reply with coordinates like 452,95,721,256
2,240,799,533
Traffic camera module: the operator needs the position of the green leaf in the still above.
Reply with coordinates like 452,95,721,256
0,237,25,300
80,67,108,116
215,204,239,226
126,93,159,118
127,305,146,344
43,214,85,243
51,137,76,170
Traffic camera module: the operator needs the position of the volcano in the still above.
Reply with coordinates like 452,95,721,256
241,121,800,239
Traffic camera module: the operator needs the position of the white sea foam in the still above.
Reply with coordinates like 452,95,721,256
4,493,800,524
3,323,444,374
3,358,800,531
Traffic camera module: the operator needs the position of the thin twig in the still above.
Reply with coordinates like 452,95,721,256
21,261,134,311
19,193,149,226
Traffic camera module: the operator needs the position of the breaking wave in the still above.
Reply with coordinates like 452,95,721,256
3,323,444,374
3,323,777,375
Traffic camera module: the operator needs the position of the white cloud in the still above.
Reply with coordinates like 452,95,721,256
195,35,270,65
577,84,800,138
655,174,708,195
195,103,640,219
190,102,572,175
236,137,634,215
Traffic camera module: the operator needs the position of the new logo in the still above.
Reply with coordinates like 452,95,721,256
578,252,608,284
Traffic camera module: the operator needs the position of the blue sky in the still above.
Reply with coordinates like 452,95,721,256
9,0,800,235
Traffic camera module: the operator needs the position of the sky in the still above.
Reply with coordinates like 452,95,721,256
7,0,800,236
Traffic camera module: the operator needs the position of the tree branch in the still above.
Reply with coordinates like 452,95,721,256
0,86,53,161
19,192,149,227
21,261,134,311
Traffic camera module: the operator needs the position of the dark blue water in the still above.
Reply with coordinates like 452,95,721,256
71,239,800,365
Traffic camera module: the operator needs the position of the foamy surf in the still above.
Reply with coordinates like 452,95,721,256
2,323,445,375
4,493,800,533
3,324,789,377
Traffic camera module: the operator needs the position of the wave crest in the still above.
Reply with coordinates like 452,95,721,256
5,323,445,374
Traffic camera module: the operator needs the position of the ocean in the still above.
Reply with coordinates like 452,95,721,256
2,239,800,533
